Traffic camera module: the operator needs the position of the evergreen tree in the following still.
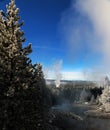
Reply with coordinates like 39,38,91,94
99,76,110,112
0,0,50,129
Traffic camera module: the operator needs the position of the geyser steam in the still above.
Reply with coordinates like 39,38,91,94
76,0,110,66
60,0,110,78
54,60,62,87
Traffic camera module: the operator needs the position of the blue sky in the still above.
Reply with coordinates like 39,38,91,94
1,0,109,80
16,0,73,67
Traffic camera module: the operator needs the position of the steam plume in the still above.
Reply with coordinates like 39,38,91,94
53,60,62,87
44,60,62,86
59,0,110,79
76,0,110,65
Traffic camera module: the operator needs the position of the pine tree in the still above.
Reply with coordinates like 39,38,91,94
0,0,49,129
99,76,110,112
0,0,39,95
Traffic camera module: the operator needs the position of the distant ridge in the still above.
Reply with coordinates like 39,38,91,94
46,79,95,84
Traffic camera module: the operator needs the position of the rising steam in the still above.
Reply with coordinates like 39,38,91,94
59,0,110,80
76,0,110,66
44,60,62,86
54,60,62,87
